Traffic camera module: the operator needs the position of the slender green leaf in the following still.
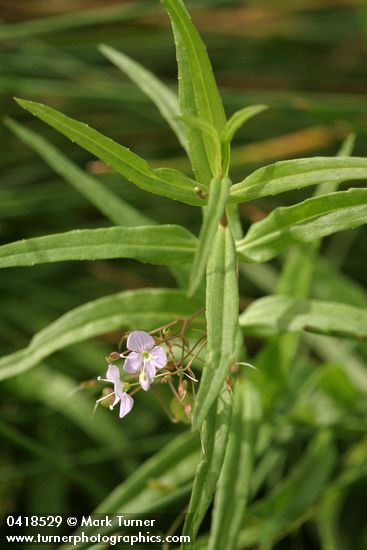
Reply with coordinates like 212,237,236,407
15,98,205,206
96,430,198,513
0,289,203,381
269,134,356,376
314,258,367,307
193,223,239,428
180,114,220,142
238,432,337,547
223,105,268,143
189,177,231,296
269,244,320,382
3,118,197,292
317,437,367,550
317,483,350,550
68,483,194,550
181,390,232,548
193,434,328,549
64,431,199,550
230,157,367,203
0,225,196,269
0,418,104,498
13,365,131,454
0,2,156,40
163,0,226,176
180,112,230,177
208,380,262,550
4,116,151,227
240,295,367,339
99,44,188,152
313,133,356,198
162,0,226,129
308,335,367,395
172,23,212,184
239,140,356,305
236,188,367,263
275,135,356,300
180,113,222,173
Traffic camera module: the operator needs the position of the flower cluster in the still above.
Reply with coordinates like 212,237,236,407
92,309,206,422
91,310,254,423
96,330,167,419
124,331,167,391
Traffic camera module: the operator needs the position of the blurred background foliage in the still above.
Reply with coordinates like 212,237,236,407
1,1,367,548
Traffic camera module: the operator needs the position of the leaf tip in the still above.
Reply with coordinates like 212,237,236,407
98,43,110,55
186,288,194,299
186,277,197,299
14,97,31,110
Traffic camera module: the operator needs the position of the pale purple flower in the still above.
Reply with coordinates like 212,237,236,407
96,364,133,418
123,330,167,391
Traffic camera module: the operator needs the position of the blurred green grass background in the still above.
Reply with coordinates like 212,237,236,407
1,1,367,548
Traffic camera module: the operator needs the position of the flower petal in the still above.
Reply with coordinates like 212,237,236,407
144,360,156,381
124,352,142,374
110,392,120,410
119,393,134,418
105,364,124,400
106,364,120,384
127,330,154,352
139,371,151,391
149,346,167,370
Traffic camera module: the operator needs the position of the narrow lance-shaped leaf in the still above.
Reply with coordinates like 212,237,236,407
179,112,226,178
171,22,212,184
4,116,151,227
237,432,337,547
96,431,198,513
181,390,232,549
15,98,205,206
0,225,196,269
270,134,356,374
0,2,157,40
162,0,226,129
14,366,131,454
208,380,262,550
230,157,367,203
236,188,367,263
4,117,197,292
193,223,239,428
99,44,188,152
64,431,199,550
314,258,367,308
189,177,231,296
240,295,367,339
0,289,203,381
0,418,104,498
222,105,268,143
275,135,356,300
163,0,226,177
313,133,356,198
180,113,222,170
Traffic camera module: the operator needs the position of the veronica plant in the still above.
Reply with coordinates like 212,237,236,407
2,1,367,548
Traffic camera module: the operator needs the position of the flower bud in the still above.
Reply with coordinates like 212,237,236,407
100,388,115,408
178,379,188,399
108,351,121,362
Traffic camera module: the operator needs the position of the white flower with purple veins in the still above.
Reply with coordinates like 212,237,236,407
97,364,134,418
123,331,167,391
